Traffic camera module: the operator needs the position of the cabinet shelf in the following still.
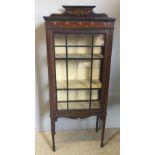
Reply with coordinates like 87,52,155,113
57,79,102,90
58,101,100,110
55,45,104,47
55,53,103,60
57,99,99,103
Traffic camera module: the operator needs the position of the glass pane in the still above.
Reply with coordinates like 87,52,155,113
76,61,91,80
68,102,89,110
93,47,103,55
68,60,91,88
91,90,99,100
57,90,67,101
91,101,100,109
68,47,91,55
93,34,105,46
54,34,65,45
92,60,101,80
91,90,100,109
56,60,67,89
67,34,92,46
55,47,66,55
58,102,67,110
68,90,90,101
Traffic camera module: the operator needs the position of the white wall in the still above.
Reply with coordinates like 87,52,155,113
35,0,120,131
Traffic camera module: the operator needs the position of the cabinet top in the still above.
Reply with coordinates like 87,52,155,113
43,6,116,22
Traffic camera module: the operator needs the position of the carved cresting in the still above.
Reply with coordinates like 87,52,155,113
44,6,115,29
63,6,94,16
60,5,108,17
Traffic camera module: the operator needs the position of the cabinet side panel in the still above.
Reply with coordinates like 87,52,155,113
45,28,57,118
102,30,114,113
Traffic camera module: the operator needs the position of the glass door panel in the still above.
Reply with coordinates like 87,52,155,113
54,33,104,111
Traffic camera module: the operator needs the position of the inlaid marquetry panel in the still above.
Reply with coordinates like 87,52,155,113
46,21,114,29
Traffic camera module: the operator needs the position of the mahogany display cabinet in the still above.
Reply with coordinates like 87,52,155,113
43,6,116,151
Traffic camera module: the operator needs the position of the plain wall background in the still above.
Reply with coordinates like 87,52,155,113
35,0,120,131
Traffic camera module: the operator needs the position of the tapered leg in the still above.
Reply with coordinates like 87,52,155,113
96,116,99,132
51,118,56,152
101,116,106,147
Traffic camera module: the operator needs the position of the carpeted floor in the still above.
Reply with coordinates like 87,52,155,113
35,128,120,155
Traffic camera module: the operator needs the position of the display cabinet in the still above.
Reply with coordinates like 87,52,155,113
43,6,116,151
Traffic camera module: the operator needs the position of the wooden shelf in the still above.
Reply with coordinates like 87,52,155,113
55,53,103,60
57,79,102,89
58,101,100,110
54,45,104,47
57,99,99,103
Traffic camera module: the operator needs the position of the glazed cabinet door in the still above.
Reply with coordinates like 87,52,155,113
51,31,107,111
